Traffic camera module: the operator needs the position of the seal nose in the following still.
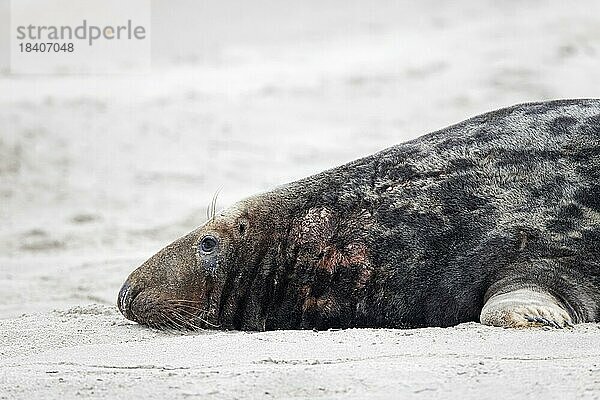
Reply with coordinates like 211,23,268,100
117,280,140,321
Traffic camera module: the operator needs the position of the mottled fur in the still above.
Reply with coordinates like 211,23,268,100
119,99,600,331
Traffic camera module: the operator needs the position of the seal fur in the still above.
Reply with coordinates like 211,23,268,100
118,99,600,330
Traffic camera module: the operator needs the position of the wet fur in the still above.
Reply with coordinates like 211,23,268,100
120,99,600,331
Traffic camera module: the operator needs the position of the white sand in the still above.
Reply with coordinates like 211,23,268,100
2,305,600,399
2,1,600,398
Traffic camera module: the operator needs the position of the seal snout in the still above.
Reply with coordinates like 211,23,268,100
116,228,226,329
117,279,140,322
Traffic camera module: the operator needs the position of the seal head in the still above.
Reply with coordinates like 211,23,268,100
118,199,266,330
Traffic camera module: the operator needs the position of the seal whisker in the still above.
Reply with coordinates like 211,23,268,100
174,307,220,328
206,197,211,222
172,310,204,331
143,307,181,333
149,301,197,332
206,194,214,222
157,313,183,334
171,307,200,318
210,187,223,222
195,316,220,329
154,301,209,331
163,299,207,306
163,300,211,313
167,309,203,331
163,303,211,315
151,313,169,331
162,313,187,333
146,319,162,331
170,304,210,314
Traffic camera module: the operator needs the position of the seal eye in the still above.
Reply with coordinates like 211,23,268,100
199,235,218,254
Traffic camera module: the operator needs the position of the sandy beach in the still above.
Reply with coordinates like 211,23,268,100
2,1,600,398
2,306,600,399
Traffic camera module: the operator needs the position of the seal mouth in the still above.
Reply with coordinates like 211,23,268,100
118,281,218,330
117,280,139,321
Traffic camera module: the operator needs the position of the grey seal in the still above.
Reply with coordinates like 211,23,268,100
118,99,600,331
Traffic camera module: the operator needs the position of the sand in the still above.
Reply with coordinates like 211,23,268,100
2,305,600,399
2,1,600,398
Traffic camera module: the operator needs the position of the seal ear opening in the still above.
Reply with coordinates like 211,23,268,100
238,221,247,236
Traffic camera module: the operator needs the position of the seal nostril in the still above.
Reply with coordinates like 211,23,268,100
117,280,141,321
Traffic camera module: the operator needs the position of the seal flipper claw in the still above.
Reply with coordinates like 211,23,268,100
524,315,562,329
480,287,574,329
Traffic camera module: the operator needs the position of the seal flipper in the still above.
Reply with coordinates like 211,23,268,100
480,288,574,329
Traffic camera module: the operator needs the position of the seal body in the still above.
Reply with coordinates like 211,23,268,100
118,99,600,330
